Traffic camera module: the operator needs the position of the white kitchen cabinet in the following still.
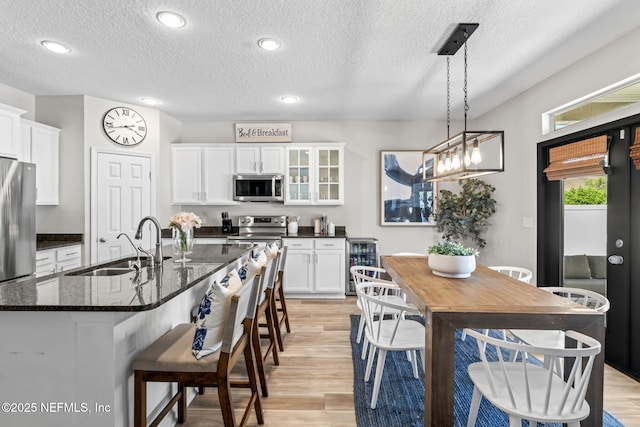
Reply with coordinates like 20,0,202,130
282,238,345,298
0,103,26,159
35,244,82,277
285,144,344,205
171,144,237,205
236,145,284,174
21,119,60,205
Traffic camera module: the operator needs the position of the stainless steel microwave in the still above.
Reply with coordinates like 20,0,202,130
233,174,284,202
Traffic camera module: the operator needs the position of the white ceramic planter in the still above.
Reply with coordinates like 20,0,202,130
428,254,476,278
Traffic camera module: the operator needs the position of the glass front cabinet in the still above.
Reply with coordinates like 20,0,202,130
285,144,344,205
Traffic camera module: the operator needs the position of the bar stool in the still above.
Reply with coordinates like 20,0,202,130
272,246,291,351
132,271,265,427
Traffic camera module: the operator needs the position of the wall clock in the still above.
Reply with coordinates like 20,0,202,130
102,107,147,146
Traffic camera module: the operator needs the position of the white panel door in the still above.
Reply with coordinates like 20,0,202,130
203,146,236,204
314,250,345,292
30,125,59,205
171,145,202,204
283,250,313,292
236,146,260,173
260,146,284,174
95,152,152,263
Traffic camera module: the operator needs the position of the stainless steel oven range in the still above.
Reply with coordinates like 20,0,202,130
226,215,287,245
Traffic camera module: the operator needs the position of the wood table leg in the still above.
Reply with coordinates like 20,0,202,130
580,317,605,427
424,313,456,427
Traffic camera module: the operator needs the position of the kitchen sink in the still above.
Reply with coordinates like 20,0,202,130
65,256,173,277
108,256,172,269
70,267,134,277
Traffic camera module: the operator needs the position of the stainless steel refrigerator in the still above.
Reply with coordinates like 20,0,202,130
0,157,36,282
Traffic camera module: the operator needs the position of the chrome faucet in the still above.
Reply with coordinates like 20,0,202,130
117,232,141,271
135,216,164,266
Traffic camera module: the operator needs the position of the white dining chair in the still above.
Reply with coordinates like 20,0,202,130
461,265,534,344
350,266,404,359
464,328,601,427
508,287,610,373
356,282,425,409
488,266,534,284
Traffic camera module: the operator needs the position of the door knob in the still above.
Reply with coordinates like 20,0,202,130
99,237,107,243
608,255,624,265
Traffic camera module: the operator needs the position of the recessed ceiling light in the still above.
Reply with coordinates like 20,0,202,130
156,11,186,28
40,40,70,54
141,97,160,106
280,95,299,104
258,38,280,51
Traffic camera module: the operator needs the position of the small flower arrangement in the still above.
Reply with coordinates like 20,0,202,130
169,211,202,232
427,241,478,257
169,212,202,253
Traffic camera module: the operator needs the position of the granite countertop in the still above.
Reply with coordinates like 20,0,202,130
36,233,84,250
0,244,253,312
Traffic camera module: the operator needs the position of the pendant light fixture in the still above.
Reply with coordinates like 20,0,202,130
423,23,504,182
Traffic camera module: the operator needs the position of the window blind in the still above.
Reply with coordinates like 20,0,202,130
630,128,640,170
543,135,608,181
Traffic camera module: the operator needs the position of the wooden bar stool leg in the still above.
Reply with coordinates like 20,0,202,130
177,381,186,423
134,371,146,427
244,337,264,425
270,291,285,352
278,280,291,332
252,319,269,397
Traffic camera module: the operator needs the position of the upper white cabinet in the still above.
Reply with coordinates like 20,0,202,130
236,145,284,174
171,144,237,205
21,119,60,205
0,103,26,159
285,144,344,205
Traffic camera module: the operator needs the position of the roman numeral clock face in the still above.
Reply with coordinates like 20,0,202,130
102,107,147,146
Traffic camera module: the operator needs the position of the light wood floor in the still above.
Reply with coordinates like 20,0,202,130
179,297,640,427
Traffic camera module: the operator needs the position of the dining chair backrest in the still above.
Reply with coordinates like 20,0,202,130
464,328,601,424
278,245,288,274
540,286,610,313
350,265,395,287
489,266,533,284
356,282,421,346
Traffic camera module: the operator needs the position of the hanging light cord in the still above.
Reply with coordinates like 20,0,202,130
463,30,469,132
446,55,451,139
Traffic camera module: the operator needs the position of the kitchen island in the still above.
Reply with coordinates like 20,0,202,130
0,243,253,427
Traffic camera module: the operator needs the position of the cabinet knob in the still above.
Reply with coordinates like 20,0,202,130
99,237,107,243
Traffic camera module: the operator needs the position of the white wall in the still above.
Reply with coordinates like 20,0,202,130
35,95,85,233
0,82,34,120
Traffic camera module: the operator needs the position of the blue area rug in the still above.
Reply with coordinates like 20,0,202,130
349,314,624,427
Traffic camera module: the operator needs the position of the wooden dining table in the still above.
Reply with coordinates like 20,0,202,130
381,255,605,427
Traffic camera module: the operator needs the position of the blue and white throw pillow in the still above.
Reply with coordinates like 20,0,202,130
238,257,261,283
192,270,242,359
252,250,267,268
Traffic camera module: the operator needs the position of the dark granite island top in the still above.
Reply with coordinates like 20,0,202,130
0,243,254,427
0,243,253,311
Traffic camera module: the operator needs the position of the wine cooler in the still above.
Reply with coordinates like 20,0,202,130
346,237,379,295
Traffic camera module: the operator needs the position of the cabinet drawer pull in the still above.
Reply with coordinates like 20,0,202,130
36,257,49,262
65,251,79,256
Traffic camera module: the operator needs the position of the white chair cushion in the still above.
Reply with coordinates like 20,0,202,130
265,242,279,259
192,270,242,359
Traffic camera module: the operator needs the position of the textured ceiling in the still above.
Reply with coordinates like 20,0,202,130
1,0,639,122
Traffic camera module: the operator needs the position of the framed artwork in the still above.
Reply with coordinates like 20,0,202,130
380,150,436,226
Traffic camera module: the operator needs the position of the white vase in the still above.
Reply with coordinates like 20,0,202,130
428,254,476,278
